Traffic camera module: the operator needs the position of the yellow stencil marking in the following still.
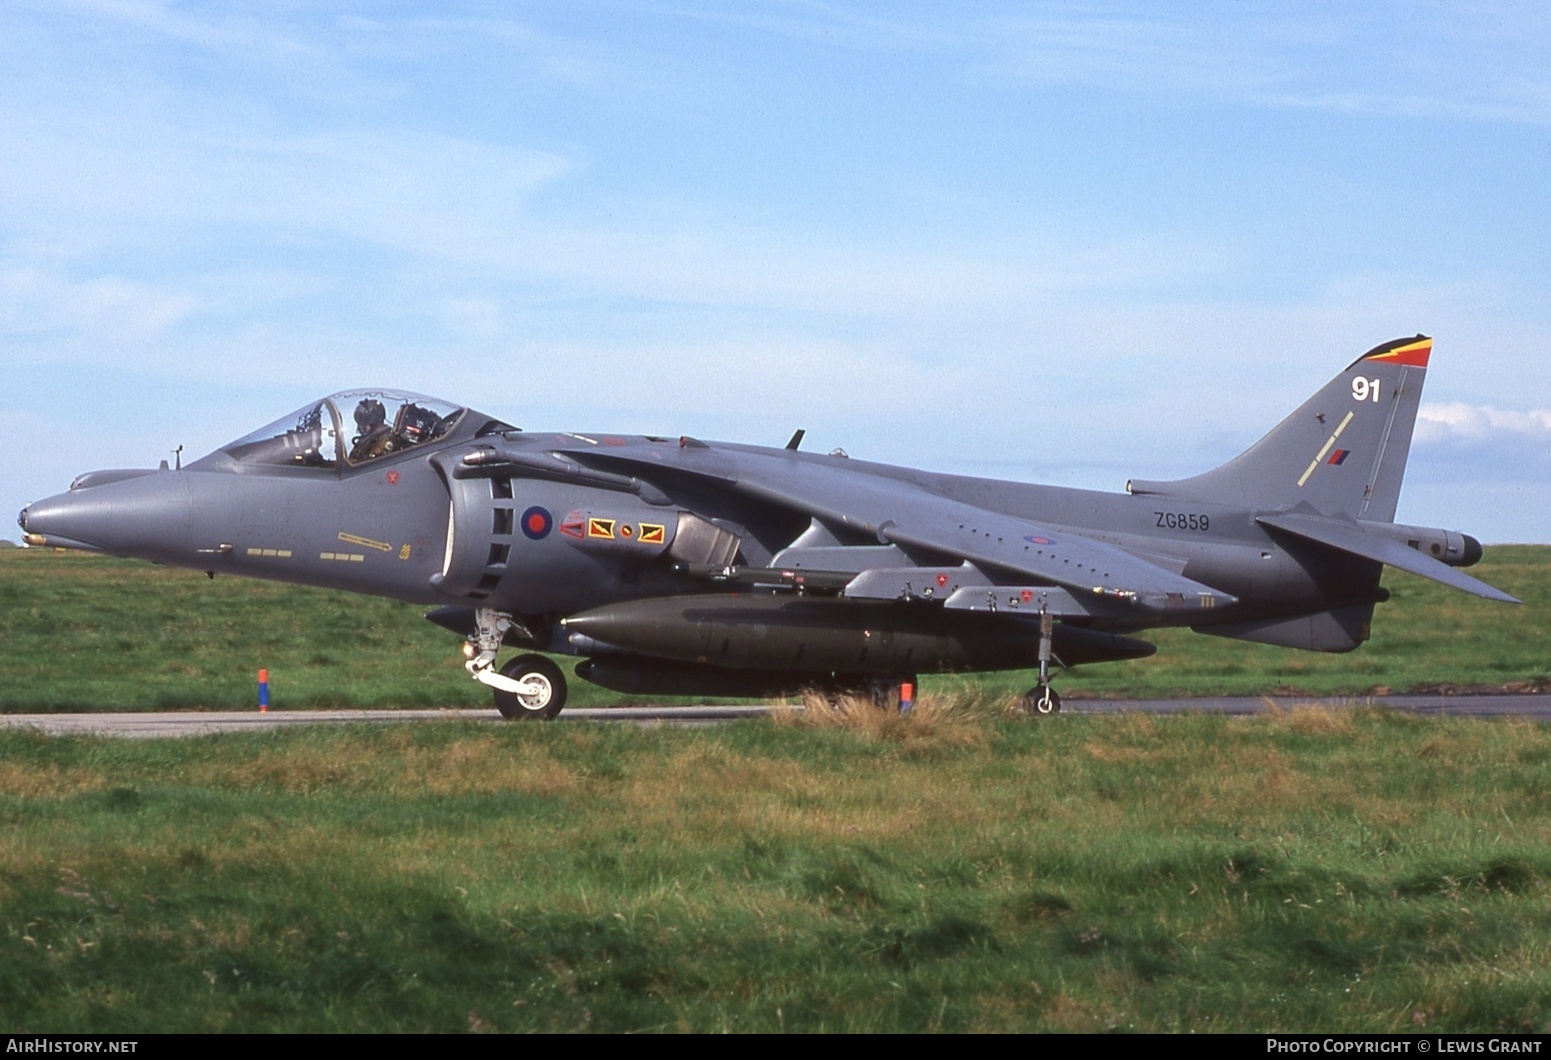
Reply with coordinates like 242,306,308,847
587,518,616,540
638,523,666,545
339,532,392,552
398,544,412,560
320,552,366,563
1297,410,1355,487
246,547,293,558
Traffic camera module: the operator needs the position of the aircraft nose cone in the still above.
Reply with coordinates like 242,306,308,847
21,472,192,557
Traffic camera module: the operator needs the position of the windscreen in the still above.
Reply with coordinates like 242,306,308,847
222,400,342,468
218,390,466,470
336,390,464,465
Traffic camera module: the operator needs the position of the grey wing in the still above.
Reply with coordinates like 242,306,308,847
1259,513,1518,603
573,444,1236,614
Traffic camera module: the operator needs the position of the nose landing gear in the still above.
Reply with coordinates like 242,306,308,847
464,607,569,719
492,655,568,720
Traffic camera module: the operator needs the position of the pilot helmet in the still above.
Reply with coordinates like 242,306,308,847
354,398,386,433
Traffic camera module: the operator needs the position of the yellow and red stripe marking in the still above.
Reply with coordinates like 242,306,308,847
1363,336,1431,367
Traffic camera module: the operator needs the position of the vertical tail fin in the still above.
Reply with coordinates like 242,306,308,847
1127,336,1431,519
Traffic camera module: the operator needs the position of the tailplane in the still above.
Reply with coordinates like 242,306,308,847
1128,335,1432,520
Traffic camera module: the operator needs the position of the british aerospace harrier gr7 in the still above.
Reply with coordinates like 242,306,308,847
19,336,1516,717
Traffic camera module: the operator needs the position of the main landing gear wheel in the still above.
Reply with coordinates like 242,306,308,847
492,655,568,720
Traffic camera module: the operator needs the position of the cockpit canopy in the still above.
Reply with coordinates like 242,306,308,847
221,390,468,469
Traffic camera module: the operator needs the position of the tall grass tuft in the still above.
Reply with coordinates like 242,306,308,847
782,687,998,747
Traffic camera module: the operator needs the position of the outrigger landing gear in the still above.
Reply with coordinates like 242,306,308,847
1020,609,1063,715
1021,686,1062,715
463,608,569,720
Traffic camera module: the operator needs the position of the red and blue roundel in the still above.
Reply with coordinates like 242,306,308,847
520,506,553,540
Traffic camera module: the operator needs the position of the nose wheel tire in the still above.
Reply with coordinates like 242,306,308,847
493,655,568,720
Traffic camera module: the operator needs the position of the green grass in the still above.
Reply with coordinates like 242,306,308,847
3,546,1545,712
1056,542,1550,698
4,705,1551,1032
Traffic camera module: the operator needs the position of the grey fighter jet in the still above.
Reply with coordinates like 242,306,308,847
18,336,1516,717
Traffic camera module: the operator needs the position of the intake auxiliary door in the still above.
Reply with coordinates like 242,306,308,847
432,460,521,602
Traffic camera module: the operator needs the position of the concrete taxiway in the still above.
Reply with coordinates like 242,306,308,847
0,705,772,738
2,695,1550,738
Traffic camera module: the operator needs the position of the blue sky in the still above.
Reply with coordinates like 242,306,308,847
5,1,1548,542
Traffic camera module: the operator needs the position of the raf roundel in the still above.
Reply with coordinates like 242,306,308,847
520,506,553,541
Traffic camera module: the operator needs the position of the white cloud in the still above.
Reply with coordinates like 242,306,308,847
1416,402,1551,445
1407,401,1551,506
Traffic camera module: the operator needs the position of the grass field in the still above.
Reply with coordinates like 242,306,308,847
3,548,1550,1032
3,702,1551,1032
1,545,1545,712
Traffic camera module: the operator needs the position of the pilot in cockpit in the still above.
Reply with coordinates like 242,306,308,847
350,398,394,462
350,397,444,463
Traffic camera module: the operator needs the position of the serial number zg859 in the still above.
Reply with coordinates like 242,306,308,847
1155,511,1210,531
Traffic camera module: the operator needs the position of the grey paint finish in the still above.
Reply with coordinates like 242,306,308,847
18,336,1516,716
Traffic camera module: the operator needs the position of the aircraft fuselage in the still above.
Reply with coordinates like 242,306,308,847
19,340,1513,717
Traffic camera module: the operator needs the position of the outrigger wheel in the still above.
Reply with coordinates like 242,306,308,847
1021,607,1062,715
492,654,568,720
1020,686,1062,715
